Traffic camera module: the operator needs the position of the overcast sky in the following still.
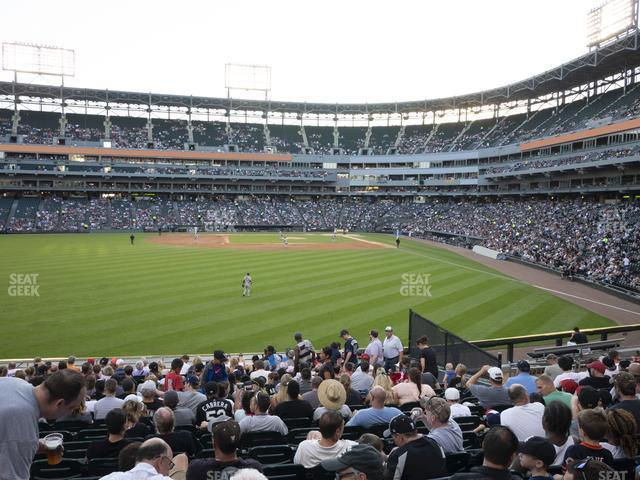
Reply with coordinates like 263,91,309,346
0,1,606,104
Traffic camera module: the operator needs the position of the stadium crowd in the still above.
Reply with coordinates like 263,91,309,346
1,196,637,291
2,329,640,480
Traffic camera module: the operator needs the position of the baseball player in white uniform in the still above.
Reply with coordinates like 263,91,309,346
242,273,252,297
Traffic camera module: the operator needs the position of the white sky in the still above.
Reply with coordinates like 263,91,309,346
0,0,612,104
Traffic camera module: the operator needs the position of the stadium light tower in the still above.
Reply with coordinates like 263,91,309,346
1,42,75,142
586,0,639,49
225,63,271,101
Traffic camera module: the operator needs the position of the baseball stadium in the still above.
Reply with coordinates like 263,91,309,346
2,2,640,479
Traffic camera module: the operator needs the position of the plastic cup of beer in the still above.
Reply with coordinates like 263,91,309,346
44,433,63,465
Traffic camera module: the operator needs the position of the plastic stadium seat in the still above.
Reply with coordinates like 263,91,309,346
175,424,197,434
304,465,334,480
263,463,305,480
453,415,481,431
462,431,478,449
347,404,366,411
247,445,294,464
38,430,75,442
283,417,312,429
195,448,214,459
445,451,470,473
199,435,213,450
64,448,90,460
87,457,119,476
340,426,365,441
30,458,84,479
399,401,421,412
75,429,108,441
287,428,314,445
53,421,93,432
466,448,484,467
241,431,288,449
466,404,484,417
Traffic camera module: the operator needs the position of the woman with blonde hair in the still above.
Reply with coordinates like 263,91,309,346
368,368,394,405
121,399,151,438
270,373,293,410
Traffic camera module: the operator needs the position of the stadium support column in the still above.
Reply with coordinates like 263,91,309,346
146,92,154,148
364,114,372,149
11,108,20,136
187,109,194,144
59,83,67,139
333,118,339,148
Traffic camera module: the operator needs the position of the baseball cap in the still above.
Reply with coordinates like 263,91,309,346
163,390,179,407
518,436,556,467
123,393,143,404
517,360,530,372
559,379,579,394
360,354,371,361
213,350,227,361
577,386,600,409
320,444,384,480
444,388,460,401
204,381,218,395
385,326,393,332
383,414,416,437
628,362,640,376
586,361,606,374
87,357,95,365
99,357,109,366
185,375,200,386
140,380,157,394
116,359,125,366
488,367,503,382
206,414,232,432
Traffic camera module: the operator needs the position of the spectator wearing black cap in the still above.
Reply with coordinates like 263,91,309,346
383,414,445,480
202,351,229,383
517,436,556,480
321,444,385,480
450,426,521,480
570,386,612,438
578,361,611,390
187,420,263,480
505,361,537,394
178,375,207,416
195,382,233,429
609,371,640,429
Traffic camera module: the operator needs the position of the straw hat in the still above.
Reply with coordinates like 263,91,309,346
317,379,347,410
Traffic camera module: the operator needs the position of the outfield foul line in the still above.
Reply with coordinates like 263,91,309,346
532,285,640,316
399,244,640,316
343,235,394,248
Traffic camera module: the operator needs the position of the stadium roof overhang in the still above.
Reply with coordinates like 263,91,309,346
2,32,640,115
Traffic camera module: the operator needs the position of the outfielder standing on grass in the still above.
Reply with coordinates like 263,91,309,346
242,272,252,297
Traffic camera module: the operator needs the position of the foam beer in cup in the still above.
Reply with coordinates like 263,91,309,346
44,433,63,465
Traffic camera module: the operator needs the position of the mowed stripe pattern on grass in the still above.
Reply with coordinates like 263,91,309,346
0,233,613,357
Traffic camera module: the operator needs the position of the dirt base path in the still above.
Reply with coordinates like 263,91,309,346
147,233,386,251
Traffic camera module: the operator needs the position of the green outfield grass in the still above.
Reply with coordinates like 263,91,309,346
0,232,614,358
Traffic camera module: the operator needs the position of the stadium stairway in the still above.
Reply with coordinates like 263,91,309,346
5,198,18,229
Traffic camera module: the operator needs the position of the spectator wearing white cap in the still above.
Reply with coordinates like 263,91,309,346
382,326,403,372
444,388,471,418
466,365,512,410
139,380,163,415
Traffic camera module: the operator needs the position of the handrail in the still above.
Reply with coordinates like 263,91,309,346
470,324,640,363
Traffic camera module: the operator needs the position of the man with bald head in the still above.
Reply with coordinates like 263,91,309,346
100,437,188,479
535,374,572,408
499,384,545,441
151,407,199,457
345,386,403,428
